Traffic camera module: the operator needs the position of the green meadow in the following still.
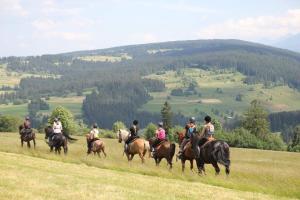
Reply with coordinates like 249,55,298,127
142,68,300,116
0,133,299,199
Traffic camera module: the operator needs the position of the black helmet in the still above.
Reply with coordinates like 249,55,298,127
133,120,138,125
93,123,98,128
158,122,163,127
54,118,58,122
204,115,211,123
189,117,196,124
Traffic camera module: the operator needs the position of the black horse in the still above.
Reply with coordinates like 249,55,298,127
19,125,36,148
191,133,230,175
44,126,77,154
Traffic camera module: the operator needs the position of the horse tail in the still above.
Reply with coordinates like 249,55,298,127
215,142,230,167
63,133,77,143
170,143,176,160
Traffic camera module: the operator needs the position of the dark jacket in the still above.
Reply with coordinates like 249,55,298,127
185,126,196,139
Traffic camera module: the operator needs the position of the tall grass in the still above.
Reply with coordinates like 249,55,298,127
0,133,299,199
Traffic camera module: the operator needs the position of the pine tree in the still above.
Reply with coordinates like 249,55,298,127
242,100,270,139
291,125,300,147
161,101,172,134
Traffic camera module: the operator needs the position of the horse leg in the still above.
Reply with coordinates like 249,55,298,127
33,139,36,149
190,159,194,171
27,141,30,148
64,146,68,155
212,162,220,175
50,146,53,152
139,152,145,164
21,139,23,147
102,147,107,158
196,159,205,175
181,159,185,172
225,164,230,175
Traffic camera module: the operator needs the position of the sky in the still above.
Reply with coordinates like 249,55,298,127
1,0,300,56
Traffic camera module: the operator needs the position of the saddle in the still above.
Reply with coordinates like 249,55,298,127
202,137,215,148
128,136,139,144
155,140,167,150
183,141,192,152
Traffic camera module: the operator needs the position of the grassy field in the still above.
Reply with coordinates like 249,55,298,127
77,53,132,62
0,96,84,117
142,69,300,116
0,64,58,87
0,133,299,199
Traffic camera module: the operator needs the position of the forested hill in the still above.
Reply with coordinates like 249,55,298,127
2,39,300,90
1,39,300,128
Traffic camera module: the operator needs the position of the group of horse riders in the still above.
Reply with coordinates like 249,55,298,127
20,116,64,144
20,114,215,158
121,115,215,158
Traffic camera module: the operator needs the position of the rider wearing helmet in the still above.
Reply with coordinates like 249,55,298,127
125,120,140,152
87,123,100,154
177,117,197,158
151,122,166,154
53,117,63,134
22,116,32,135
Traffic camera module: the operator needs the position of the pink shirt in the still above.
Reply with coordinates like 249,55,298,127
156,128,166,140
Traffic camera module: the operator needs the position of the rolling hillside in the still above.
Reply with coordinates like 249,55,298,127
0,133,299,199
1,39,300,128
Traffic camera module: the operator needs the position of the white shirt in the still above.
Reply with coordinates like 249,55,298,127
53,121,63,134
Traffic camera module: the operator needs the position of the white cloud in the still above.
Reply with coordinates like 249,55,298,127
127,33,158,44
0,0,28,16
32,19,57,30
46,31,92,41
197,9,300,42
41,0,80,16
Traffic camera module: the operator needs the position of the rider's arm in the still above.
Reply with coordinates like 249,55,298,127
200,125,207,137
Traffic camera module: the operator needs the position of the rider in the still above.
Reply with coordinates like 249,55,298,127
177,117,197,158
200,115,215,141
124,120,139,152
53,117,63,135
50,117,63,145
87,123,100,154
151,122,166,155
22,116,32,135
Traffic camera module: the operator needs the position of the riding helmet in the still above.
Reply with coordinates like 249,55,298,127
93,123,98,128
133,120,139,125
158,122,163,127
189,117,196,124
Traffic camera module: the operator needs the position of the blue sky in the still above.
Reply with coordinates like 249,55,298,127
1,0,300,56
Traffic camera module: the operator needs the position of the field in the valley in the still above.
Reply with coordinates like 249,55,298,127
0,133,299,200
1,67,300,118
142,69,300,116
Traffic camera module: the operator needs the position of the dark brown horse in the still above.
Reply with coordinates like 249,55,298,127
176,129,195,172
19,125,36,148
148,138,176,169
191,132,231,175
44,126,76,155
86,134,107,158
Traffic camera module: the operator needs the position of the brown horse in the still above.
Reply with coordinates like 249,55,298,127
118,129,147,163
176,129,195,172
19,125,36,148
148,138,176,169
86,134,107,158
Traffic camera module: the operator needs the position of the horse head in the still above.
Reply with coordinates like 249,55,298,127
44,126,53,139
